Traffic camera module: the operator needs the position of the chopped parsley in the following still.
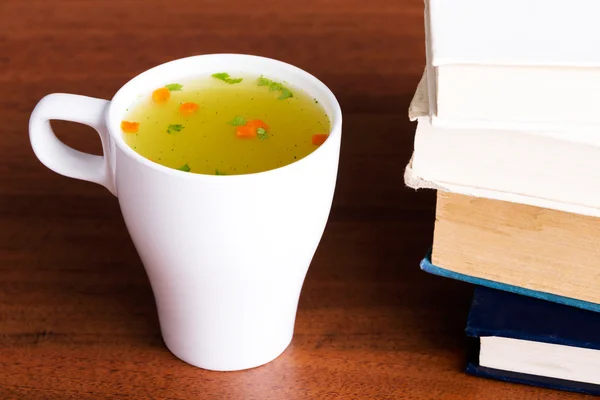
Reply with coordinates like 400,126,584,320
257,76,293,100
257,76,273,88
228,116,247,126
279,87,293,100
212,72,243,84
165,83,183,91
167,124,184,134
178,163,191,172
257,127,268,140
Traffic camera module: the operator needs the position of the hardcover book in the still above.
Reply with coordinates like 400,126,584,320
465,286,600,394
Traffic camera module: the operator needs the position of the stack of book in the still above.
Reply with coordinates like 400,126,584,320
404,0,600,395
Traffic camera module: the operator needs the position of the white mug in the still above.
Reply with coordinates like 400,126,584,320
29,54,342,371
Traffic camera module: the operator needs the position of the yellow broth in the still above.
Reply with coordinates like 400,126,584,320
121,73,331,175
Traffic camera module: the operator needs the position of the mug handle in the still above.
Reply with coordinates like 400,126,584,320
29,93,116,195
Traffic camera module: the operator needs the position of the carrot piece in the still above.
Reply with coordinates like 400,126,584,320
236,125,257,138
179,102,199,116
311,133,328,145
121,121,139,133
246,119,269,131
152,87,171,103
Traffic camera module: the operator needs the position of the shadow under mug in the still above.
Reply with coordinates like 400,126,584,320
28,54,342,371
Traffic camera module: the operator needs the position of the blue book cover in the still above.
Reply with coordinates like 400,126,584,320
465,286,600,395
420,249,600,313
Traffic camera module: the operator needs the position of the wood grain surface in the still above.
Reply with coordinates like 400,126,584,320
0,1,591,399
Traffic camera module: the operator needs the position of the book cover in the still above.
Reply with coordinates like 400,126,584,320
423,0,600,128
404,157,600,219
466,360,600,396
466,286,600,348
420,250,600,314
465,286,600,394
427,0,600,67
408,69,600,145
404,78,600,218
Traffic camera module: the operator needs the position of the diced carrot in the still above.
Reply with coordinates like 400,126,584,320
311,133,328,145
152,87,171,103
236,125,257,138
246,119,269,131
179,102,199,116
121,121,139,133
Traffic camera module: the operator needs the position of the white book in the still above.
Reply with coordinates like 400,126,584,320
405,76,600,218
410,72,600,147
424,0,600,128
427,0,600,67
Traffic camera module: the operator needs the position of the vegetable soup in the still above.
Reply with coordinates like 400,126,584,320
121,72,331,175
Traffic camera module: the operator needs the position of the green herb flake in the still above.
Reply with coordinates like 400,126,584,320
215,169,227,175
257,76,271,86
256,76,293,100
213,72,228,79
212,72,243,84
269,82,283,92
228,116,247,126
167,124,185,134
279,87,293,100
257,127,268,140
165,83,183,91
178,163,191,172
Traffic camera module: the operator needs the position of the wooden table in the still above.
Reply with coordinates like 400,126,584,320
0,1,590,399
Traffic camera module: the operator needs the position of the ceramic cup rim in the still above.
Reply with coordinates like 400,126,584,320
106,53,342,180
